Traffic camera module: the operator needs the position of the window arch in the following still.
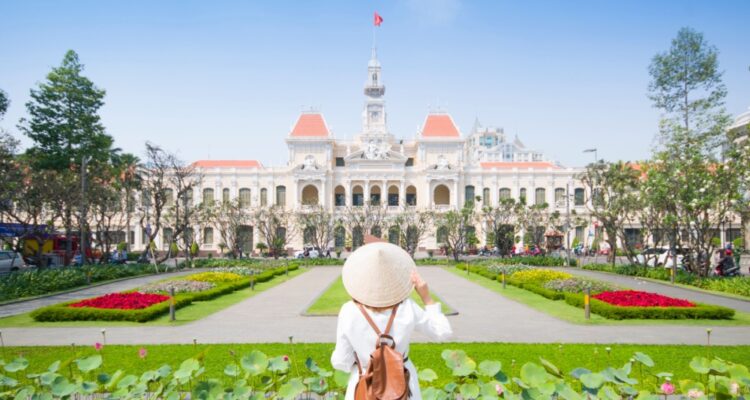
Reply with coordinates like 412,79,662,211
406,185,417,206
535,188,546,205
334,185,346,206
275,186,286,207
203,188,214,204
388,185,399,206
519,188,527,203
352,185,364,206
499,188,511,200
301,185,319,205
370,185,381,205
434,185,450,206
464,185,475,206
239,188,251,208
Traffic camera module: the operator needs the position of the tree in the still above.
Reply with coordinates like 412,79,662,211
579,161,640,264
481,198,521,256
19,50,115,171
390,206,433,258
434,204,476,262
296,205,335,252
252,206,296,259
0,89,8,118
518,202,561,254
647,27,736,275
205,198,249,258
338,202,388,249
138,143,174,269
19,50,119,264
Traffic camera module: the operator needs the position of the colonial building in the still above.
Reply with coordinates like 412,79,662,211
124,47,595,255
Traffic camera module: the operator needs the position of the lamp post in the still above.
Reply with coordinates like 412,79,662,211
583,148,598,164
80,155,91,265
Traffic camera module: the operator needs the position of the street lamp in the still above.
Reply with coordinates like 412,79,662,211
80,155,91,265
583,148,598,164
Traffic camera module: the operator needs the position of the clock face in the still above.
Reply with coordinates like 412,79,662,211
370,111,380,119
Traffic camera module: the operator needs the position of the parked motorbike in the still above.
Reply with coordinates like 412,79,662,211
715,252,740,277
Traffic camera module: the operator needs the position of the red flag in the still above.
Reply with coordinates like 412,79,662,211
374,12,383,27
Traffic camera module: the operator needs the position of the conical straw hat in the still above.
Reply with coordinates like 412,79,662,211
342,242,415,307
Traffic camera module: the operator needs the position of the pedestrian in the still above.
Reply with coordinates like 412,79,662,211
331,242,452,400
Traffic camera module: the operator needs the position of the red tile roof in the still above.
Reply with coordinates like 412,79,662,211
290,113,330,137
480,162,560,169
193,160,262,168
421,114,460,137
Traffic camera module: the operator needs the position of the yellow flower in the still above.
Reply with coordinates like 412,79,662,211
187,272,244,283
510,269,572,285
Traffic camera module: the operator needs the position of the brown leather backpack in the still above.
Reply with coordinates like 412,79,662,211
354,302,410,400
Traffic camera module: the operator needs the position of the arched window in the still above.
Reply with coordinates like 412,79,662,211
370,185,381,205
388,226,400,245
388,185,399,206
203,227,214,245
275,186,286,207
222,188,230,203
465,185,475,206
434,185,450,206
203,188,214,204
482,188,490,204
406,185,417,206
499,188,511,200
260,188,268,206
334,185,346,206
535,188,546,205
554,188,565,205
239,188,251,208
352,185,364,206
301,185,319,205
574,188,585,206
519,188,527,203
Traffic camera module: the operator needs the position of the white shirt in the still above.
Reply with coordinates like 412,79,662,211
331,298,453,400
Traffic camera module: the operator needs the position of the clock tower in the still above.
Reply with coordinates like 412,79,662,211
362,47,387,135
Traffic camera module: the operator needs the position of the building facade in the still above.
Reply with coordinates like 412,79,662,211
122,48,596,255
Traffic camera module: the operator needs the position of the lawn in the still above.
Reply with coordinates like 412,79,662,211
449,267,750,326
305,275,456,315
4,343,748,390
0,268,307,327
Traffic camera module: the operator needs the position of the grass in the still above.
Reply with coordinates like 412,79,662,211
3,343,748,389
0,268,307,328
305,275,455,315
449,267,750,326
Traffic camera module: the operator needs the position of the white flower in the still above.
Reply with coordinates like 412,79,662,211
687,389,704,398
729,381,740,396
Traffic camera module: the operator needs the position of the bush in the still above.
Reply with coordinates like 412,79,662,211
141,280,215,294
0,264,157,303
509,269,573,285
487,264,532,275
31,265,298,322
187,272,244,283
543,278,617,294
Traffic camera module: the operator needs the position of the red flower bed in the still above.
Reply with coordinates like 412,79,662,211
593,290,695,308
69,292,170,310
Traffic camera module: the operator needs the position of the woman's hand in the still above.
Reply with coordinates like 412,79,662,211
411,270,434,305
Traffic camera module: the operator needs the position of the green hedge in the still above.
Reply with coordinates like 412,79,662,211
0,264,159,303
563,293,735,320
192,258,343,269
421,256,576,267
505,277,566,300
30,265,298,322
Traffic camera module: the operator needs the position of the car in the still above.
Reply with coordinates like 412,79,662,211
0,250,28,273
635,247,668,266
294,246,320,259
657,248,691,269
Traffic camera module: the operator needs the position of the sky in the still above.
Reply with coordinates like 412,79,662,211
1,0,749,168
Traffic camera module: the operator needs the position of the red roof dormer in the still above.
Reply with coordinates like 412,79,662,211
420,113,460,138
290,113,330,138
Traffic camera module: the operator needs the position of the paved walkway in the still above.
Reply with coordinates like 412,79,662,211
1,267,749,346
549,267,750,313
0,270,194,318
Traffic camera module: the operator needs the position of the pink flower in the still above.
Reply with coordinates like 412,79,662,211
94,342,103,351
729,382,739,396
138,348,148,359
282,355,289,362
660,381,675,395
687,389,704,398
495,384,503,395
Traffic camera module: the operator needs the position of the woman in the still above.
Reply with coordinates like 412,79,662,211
331,242,452,400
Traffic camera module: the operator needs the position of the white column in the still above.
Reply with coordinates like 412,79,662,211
399,181,405,206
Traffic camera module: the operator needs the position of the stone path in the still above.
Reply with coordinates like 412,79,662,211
549,267,750,313
0,270,194,318
1,267,749,346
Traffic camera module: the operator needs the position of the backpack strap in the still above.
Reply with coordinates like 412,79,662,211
355,302,401,336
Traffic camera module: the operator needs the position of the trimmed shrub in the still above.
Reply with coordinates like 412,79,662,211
543,278,617,294
31,265,298,322
141,280,215,294
187,272,244,283
509,269,573,285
